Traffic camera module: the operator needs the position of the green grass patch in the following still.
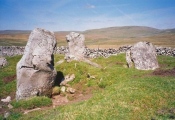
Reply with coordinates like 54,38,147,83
0,55,21,98
158,55,175,69
1,54,175,120
16,54,175,120
11,96,52,109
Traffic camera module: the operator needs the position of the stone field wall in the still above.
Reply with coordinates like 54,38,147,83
0,45,175,58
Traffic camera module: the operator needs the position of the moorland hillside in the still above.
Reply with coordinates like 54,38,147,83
0,26,175,48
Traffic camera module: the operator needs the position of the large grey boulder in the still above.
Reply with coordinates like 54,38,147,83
126,41,159,70
0,57,8,68
16,28,57,100
65,32,85,61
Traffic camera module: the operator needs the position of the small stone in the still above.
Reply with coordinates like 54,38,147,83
60,74,75,86
7,104,13,109
90,76,95,79
4,111,10,119
61,86,66,93
66,87,76,94
87,73,96,79
1,96,11,103
87,73,91,78
67,74,75,82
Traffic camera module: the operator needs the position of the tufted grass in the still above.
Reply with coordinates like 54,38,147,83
0,54,175,120
11,96,52,109
0,55,21,98
18,54,175,120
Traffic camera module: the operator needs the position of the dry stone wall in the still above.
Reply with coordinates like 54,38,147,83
0,45,175,58
0,46,24,56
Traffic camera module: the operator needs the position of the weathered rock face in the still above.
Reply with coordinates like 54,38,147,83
65,32,85,61
16,28,57,100
126,42,159,70
0,57,8,68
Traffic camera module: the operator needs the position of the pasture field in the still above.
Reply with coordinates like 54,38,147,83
0,54,175,120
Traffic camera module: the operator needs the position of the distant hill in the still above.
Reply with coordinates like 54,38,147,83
82,26,175,48
0,30,31,34
83,26,161,38
0,26,175,48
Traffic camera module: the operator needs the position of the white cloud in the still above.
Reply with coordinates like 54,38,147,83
65,6,175,31
86,4,95,9
1,0,175,31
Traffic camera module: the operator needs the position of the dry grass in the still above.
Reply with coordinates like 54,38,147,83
0,26,175,48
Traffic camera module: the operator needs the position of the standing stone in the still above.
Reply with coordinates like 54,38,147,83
0,46,2,56
16,28,57,100
126,50,133,68
65,32,85,61
0,57,8,68
64,32,101,68
126,41,159,70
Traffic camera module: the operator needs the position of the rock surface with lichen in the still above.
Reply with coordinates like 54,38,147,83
16,28,57,100
126,41,159,70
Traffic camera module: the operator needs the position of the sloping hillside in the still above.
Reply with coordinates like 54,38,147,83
82,26,175,48
84,26,160,37
0,26,175,48
0,30,30,34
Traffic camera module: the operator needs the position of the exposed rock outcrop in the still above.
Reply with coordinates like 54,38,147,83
126,41,159,70
16,28,57,100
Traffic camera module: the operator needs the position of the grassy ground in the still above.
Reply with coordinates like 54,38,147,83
0,54,175,120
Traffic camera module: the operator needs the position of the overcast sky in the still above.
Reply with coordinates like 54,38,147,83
0,0,175,31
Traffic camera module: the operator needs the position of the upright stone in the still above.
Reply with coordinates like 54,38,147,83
65,32,85,61
16,28,57,100
0,57,8,68
126,41,159,70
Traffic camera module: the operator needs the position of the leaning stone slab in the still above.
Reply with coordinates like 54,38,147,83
16,28,57,100
126,41,159,70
